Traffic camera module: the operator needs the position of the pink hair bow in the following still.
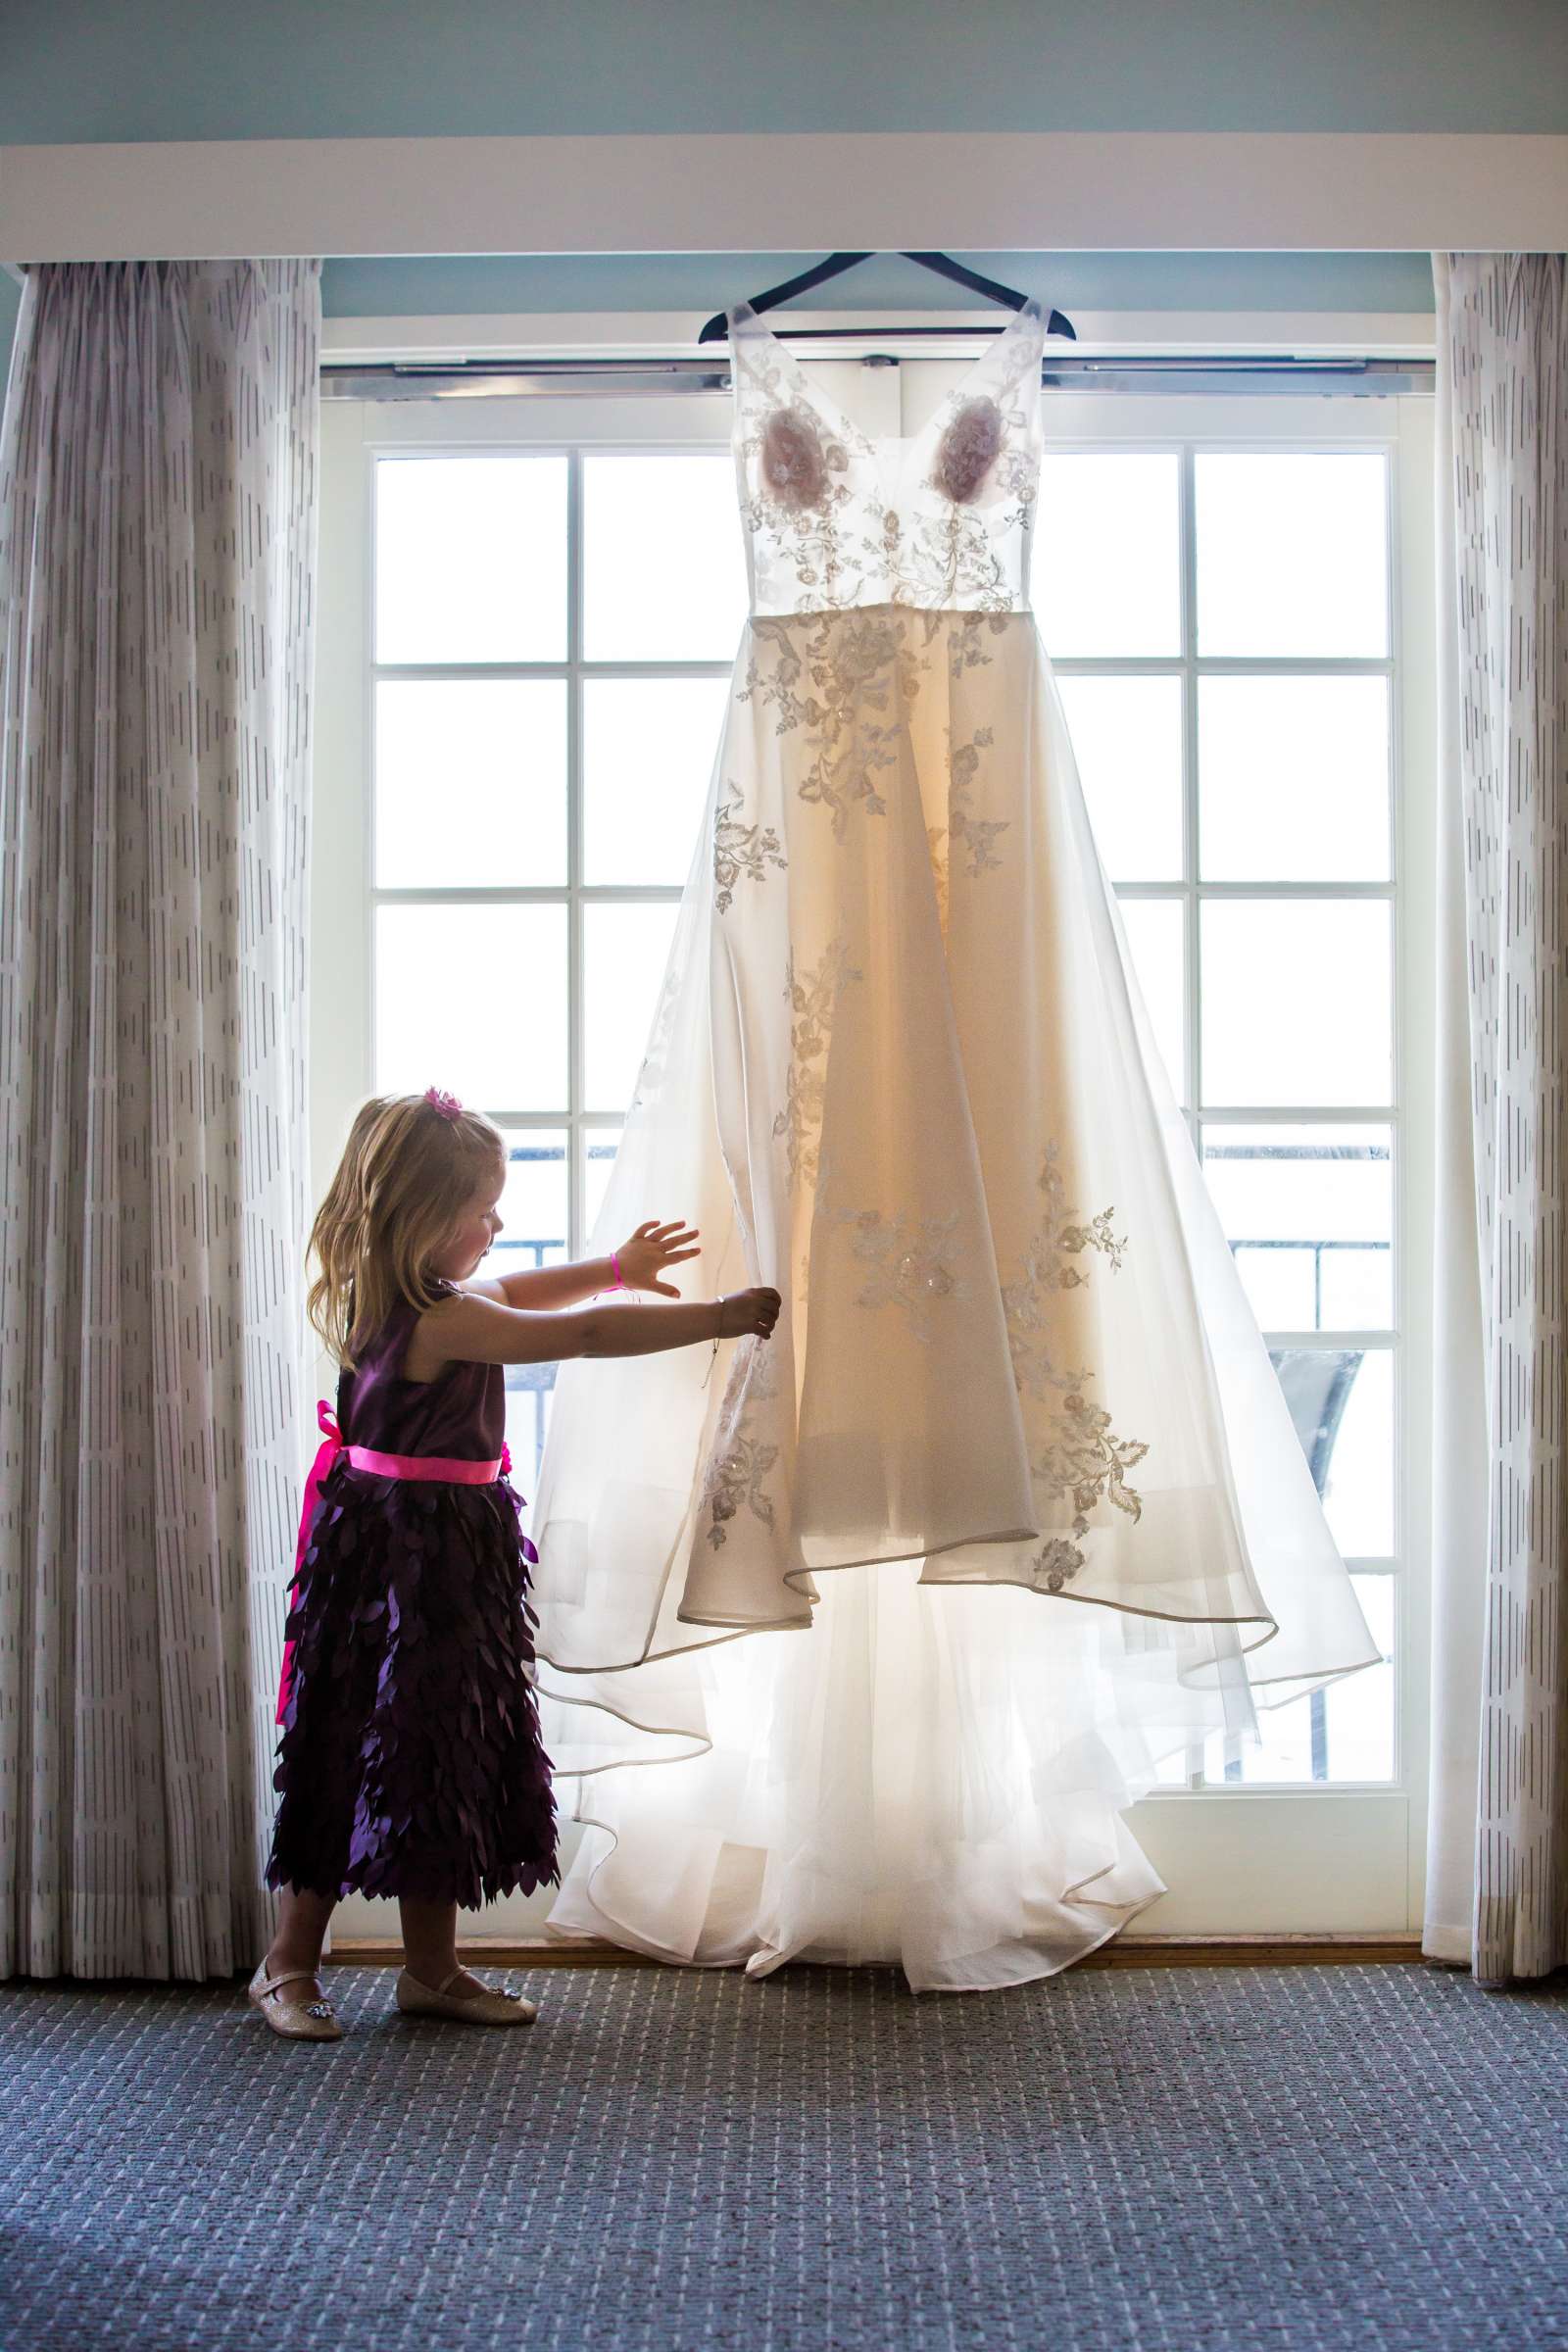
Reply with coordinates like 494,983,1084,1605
423,1087,464,1120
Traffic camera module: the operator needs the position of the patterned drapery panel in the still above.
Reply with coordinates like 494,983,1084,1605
0,262,320,1979
1442,252,1568,1984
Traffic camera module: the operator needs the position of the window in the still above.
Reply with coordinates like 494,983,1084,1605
366,438,747,1480
1038,440,1399,1788
319,366,1427,1825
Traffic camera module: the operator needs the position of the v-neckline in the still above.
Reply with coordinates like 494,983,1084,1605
729,296,1043,454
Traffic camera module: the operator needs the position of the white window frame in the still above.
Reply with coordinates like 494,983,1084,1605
313,355,1437,1938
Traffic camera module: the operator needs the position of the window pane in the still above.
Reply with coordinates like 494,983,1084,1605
1202,1577,1393,1785
583,903,681,1112
484,1130,568,1278
1215,1693,1314,1785
583,454,748,662
1314,1344,1394,1556
506,1374,554,1502
375,903,566,1109
1036,453,1181,658
1267,1342,1393,1557
375,456,566,664
584,1127,623,1238
1055,674,1184,883
1115,897,1186,1104
375,680,567,888
487,1124,568,1490
1195,452,1389,658
584,677,729,885
1200,900,1392,1108
1206,1669,1393,1785
1201,1123,1393,1332
1199,676,1391,882
1324,1575,1396,1780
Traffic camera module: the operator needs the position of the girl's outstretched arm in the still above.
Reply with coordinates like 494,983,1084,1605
406,1283,779,1380
469,1257,619,1312
467,1220,700,1314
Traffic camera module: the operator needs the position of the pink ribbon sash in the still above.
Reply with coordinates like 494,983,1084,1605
274,1399,520,1726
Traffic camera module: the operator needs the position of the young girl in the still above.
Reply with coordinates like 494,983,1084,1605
250,1086,780,2041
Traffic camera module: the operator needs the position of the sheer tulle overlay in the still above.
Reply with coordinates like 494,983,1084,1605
530,300,1381,1990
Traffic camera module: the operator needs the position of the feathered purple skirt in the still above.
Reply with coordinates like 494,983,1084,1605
265,1461,560,1908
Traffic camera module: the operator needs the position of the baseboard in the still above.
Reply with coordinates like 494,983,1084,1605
327,1931,1425,1973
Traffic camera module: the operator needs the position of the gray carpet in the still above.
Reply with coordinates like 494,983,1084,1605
1,1962,1565,2351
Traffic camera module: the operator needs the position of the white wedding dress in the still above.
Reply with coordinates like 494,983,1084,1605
529,298,1380,1991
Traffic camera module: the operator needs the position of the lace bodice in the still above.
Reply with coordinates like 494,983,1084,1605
730,297,1046,618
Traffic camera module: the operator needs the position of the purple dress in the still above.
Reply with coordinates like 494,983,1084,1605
265,1291,559,1907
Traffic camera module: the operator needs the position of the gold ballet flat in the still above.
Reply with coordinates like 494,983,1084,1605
247,1960,344,2042
394,1965,537,2027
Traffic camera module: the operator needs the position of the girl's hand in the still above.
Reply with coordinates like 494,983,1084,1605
616,1219,701,1298
717,1287,782,1340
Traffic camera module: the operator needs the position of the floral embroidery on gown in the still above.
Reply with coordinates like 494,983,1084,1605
529,299,1381,1991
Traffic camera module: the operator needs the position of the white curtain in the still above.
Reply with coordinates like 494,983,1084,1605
0,261,320,1979
1424,251,1568,1984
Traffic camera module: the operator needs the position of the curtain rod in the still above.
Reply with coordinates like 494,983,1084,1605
319,354,1435,402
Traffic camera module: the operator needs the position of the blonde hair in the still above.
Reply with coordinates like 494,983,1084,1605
307,1093,507,1368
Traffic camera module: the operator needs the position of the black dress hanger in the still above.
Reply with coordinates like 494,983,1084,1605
697,251,1075,346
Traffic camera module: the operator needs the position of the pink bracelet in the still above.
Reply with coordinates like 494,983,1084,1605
610,1250,625,1293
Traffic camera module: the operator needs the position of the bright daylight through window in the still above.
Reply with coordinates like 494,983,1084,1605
368,429,1399,1795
